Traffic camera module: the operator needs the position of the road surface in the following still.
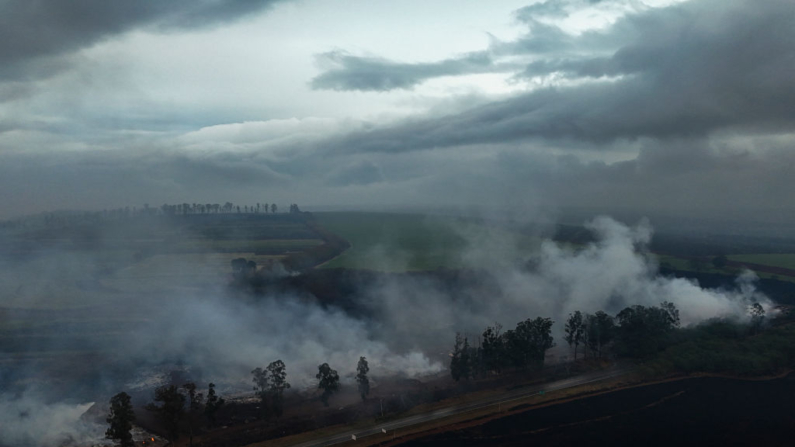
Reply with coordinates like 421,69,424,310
289,367,630,447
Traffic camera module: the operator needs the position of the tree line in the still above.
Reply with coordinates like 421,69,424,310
105,356,371,446
449,302,682,382
449,300,769,382
106,382,225,447
36,201,302,227
108,301,769,444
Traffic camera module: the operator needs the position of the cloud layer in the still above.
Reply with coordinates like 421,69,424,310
1,0,795,234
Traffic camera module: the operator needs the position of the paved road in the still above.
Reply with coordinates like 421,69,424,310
290,367,630,447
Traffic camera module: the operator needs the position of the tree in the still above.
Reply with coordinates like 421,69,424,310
182,383,204,447
356,357,370,401
267,360,291,416
316,363,340,407
449,333,464,381
204,383,225,427
584,311,615,358
252,367,269,404
615,303,680,358
146,385,186,444
505,317,555,369
481,324,505,373
564,311,585,360
749,302,765,334
460,336,472,380
106,392,136,447
270,203,277,214
660,301,681,328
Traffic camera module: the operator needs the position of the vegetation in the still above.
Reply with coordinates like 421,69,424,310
146,384,186,444
106,392,136,447
642,311,795,376
583,311,616,358
356,356,370,401
267,360,291,416
564,311,585,360
316,363,340,407
314,212,539,271
729,253,795,270
182,382,204,447
614,302,680,358
452,317,555,381
204,383,225,427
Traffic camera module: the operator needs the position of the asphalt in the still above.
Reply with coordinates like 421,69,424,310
289,366,630,447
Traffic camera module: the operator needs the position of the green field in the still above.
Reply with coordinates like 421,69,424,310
728,254,795,271
655,253,795,282
314,212,540,272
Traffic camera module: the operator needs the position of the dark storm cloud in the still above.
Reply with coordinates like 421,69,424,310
0,0,287,81
316,0,795,152
310,51,498,92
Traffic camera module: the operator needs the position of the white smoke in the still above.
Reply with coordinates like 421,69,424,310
356,216,774,349
0,214,776,446
0,394,101,447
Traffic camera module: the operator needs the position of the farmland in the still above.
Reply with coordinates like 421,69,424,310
314,212,540,272
314,212,795,285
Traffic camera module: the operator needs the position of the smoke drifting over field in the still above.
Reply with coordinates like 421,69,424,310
0,216,773,447
359,216,771,350
0,394,100,447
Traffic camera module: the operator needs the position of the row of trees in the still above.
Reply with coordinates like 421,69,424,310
106,382,225,447
159,202,294,216
449,303,684,382
450,317,556,381
561,303,681,362
107,356,370,446
250,357,371,411
39,201,302,227
564,310,616,360
252,360,291,416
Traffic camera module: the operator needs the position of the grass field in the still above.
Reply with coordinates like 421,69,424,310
655,254,795,282
169,238,323,254
314,212,540,272
728,254,795,270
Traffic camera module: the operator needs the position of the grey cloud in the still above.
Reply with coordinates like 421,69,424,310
515,0,606,21
309,17,578,93
309,2,591,93
311,51,497,92
515,1,573,21
0,0,287,82
326,160,385,186
317,0,795,150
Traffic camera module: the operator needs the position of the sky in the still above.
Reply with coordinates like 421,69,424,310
1,0,795,229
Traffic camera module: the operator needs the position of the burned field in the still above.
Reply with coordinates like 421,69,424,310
399,374,795,447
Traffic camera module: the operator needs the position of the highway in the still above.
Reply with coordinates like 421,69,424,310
289,367,630,447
